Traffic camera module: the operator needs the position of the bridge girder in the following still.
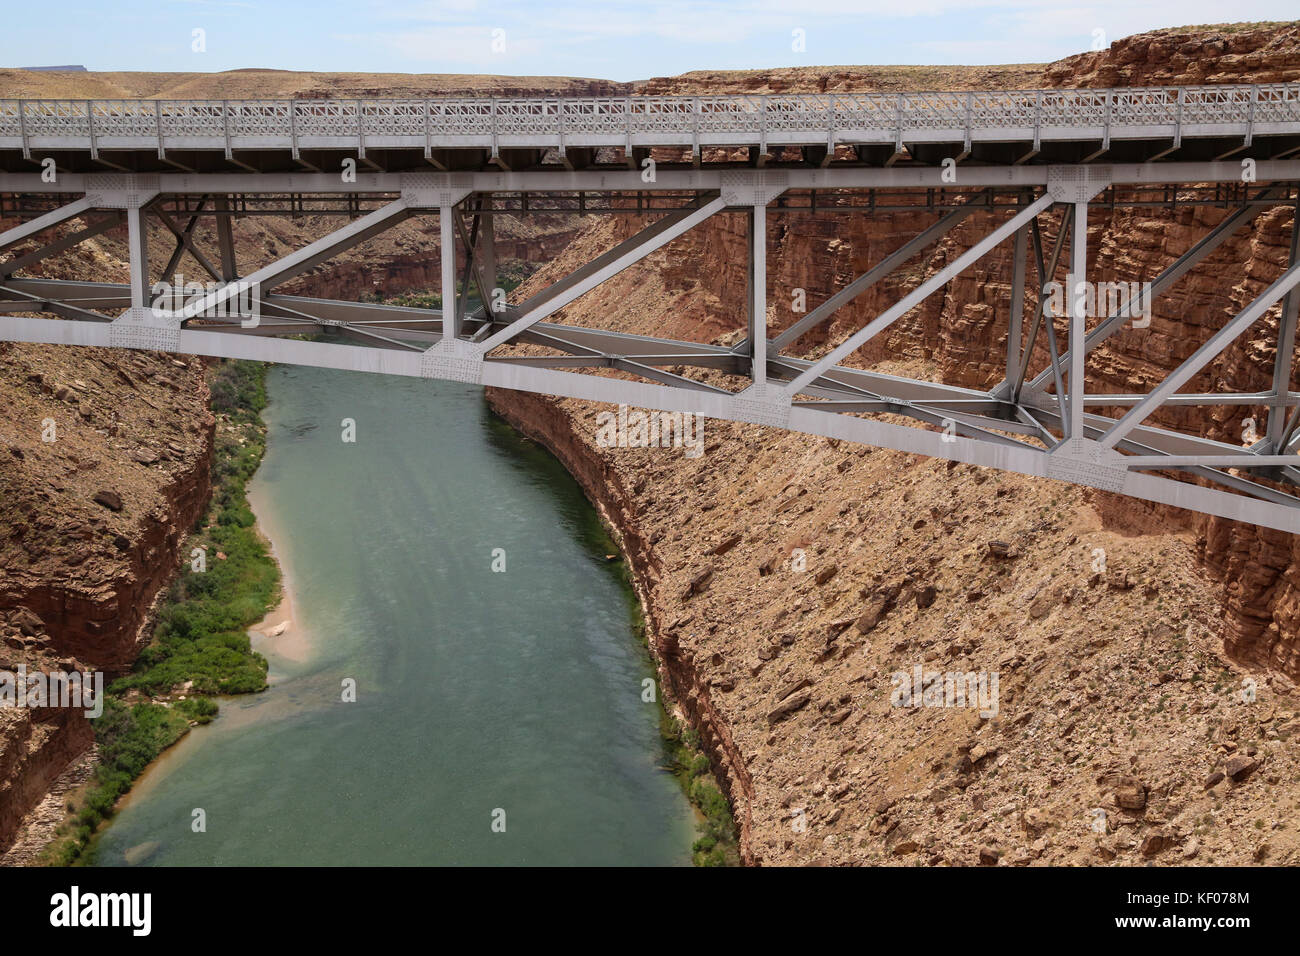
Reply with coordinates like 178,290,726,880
3,162,1300,532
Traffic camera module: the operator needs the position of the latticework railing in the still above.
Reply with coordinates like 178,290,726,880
1,84,1297,144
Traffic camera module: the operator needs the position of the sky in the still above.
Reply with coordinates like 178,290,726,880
3,0,1297,81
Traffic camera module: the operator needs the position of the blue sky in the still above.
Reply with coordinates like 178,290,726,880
5,1,1298,81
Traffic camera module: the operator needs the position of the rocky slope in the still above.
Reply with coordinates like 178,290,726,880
1045,21,1300,87
0,346,213,671
481,22,1300,864
512,23,1300,687
5,23,1300,865
490,386,1300,866
0,298,213,854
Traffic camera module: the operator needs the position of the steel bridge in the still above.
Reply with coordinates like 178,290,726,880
3,85,1300,531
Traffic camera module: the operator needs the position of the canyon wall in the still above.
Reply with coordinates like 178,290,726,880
0,700,93,853
0,338,213,851
558,24,1300,684
5,26,1300,864
0,343,213,670
0,220,216,852
1044,22,1300,86
476,23,1300,865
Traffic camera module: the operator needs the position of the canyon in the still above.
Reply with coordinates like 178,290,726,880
0,338,212,851
3,21,1300,865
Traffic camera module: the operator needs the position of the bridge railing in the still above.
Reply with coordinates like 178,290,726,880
1,84,1298,146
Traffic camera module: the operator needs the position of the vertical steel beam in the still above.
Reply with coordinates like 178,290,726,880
441,202,458,341
1267,194,1300,449
126,203,151,311
215,195,238,281
750,203,767,386
1021,206,1071,433
1068,200,1088,440
453,206,476,329
1010,209,1067,404
1007,200,1029,382
480,197,497,314
455,197,501,338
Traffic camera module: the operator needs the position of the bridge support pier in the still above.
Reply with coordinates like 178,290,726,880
441,201,457,341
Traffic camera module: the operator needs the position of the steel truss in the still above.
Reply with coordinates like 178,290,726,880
6,184,1299,222
3,162,1300,531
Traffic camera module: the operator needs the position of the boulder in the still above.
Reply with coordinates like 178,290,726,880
1224,755,1258,782
680,567,713,599
1113,777,1147,811
1139,831,1170,857
855,600,889,634
93,490,123,512
766,692,811,726
710,533,742,556
987,540,1015,559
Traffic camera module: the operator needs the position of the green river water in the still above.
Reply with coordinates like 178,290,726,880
92,365,696,866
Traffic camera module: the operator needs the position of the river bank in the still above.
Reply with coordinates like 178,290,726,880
30,360,280,866
483,370,1300,866
484,387,746,865
85,365,697,866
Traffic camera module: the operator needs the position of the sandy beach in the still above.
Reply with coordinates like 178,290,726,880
246,478,312,666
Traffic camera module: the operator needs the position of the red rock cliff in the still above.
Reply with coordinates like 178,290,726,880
552,24,1300,681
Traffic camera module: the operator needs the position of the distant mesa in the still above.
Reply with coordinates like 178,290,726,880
17,65,88,72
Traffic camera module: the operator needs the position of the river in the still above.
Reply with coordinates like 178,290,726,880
92,365,696,866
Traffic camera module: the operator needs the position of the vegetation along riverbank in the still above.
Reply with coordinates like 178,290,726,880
40,360,280,866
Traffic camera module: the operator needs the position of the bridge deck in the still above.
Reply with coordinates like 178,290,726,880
3,83,1300,172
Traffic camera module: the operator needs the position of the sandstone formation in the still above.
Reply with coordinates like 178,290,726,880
483,23,1300,865
4,23,1300,864
0,232,214,854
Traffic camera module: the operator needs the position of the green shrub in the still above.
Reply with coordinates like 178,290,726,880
42,359,279,866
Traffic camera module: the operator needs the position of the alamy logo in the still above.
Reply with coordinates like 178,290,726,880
1044,279,1152,329
49,886,151,936
595,404,705,458
0,665,103,718
890,665,999,718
